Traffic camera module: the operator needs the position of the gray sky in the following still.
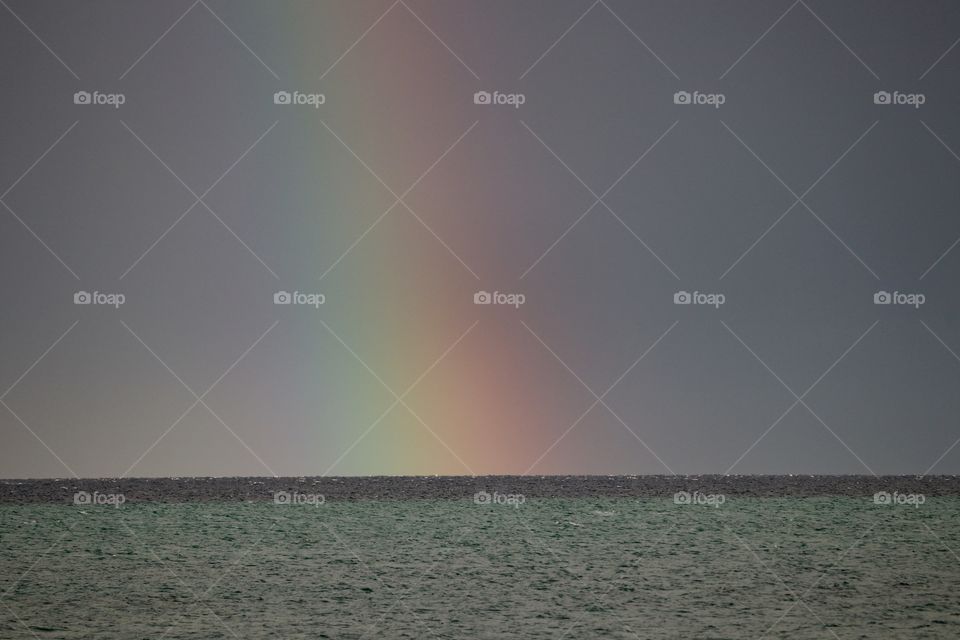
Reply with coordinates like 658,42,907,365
2,0,960,478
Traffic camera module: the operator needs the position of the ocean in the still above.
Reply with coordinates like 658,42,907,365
2,477,959,638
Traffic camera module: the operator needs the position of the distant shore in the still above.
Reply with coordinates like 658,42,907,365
2,475,960,504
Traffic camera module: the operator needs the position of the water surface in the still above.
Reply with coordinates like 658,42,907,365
2,497,959,638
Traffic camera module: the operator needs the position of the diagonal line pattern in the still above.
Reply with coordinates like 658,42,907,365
119,517,278,640
599,0,679,79
520,0,679,80
322,521,441,639
198,0,280,79
720,0,801,80
919,121,960,280
0,320,81,477
520,320,679,474
720,0,877,80
1,527,75,602
720,120,880,280
722,320,879,475
555,522,677,639
725,524,842,640
321,320,479,476
0,522,79,640
119,0,201,79
317,119,480,281
4,2,958,638
355,508,484,639
317,120,477,281
119,0,277,80
521,120,681,280
1,320,79,401
319,118,480,277
919,320,960,476
759,519,880,638
0,0,79,79
399,0,479,79
920,33,960,80
798,0,879,80
921,522,960,564
1,199,82,280
1,121,81,279
319,0,401,80
0,399,79,479
119,120,280,280
519,0,600,80
1,121,79,201
317,0,476,81
319,319,479,475
119,320,280,478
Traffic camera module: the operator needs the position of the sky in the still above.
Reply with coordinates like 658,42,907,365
2,0,960,478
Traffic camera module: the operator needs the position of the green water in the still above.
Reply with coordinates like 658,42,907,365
2,498,959,638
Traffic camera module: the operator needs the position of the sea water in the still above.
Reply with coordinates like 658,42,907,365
2,496,959,638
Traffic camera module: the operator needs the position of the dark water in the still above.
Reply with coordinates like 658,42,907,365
3,475,960,503
2,492,960,638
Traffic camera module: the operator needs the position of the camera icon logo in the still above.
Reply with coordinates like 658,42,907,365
473,91,492,105
673,291,691,304
74,291,92,305
273,491,291,505
873,91,891,105
274,291,292,305
673,491,692,505
474,291,492,305
73,491,92,505
274,91,291,105
873,291,891,305
873,491,892,505
673,91,691,105
474,490,492,505
73,91,91,105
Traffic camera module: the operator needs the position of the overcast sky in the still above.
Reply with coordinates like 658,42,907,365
2,0,960,478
